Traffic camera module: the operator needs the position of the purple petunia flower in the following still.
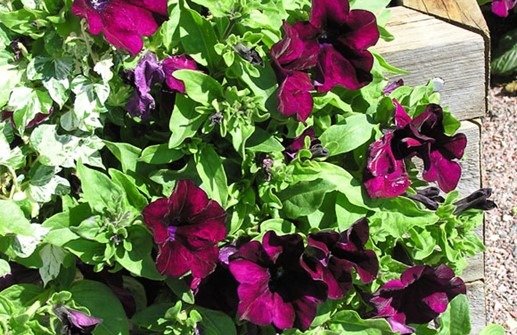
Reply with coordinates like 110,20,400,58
364,100,467,198
71,0,168,56
453,188,497,215
126,51,165,119
301,218,379,299
54,305,102,335
228,231,327,331
142,180,227,279
369,265,466,334
492,0,517,17
383,79,404,95
125,52,199,119
404,187,444,210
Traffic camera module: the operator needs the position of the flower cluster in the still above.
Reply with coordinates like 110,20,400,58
72,0,168,55
270,0,379,122
363,100,467,198
125,51,198,119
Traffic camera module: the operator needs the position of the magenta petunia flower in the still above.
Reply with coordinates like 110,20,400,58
283,127,328,160
162,55,198,93
142,180,227,279
71,0,168,55
364,100,467,197
228,231,327,331
126,51,165,119
54,305,102,335
301,218,378,299
369,265,466,334
492,0,517,17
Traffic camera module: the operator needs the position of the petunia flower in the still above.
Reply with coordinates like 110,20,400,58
162,55,198,93
54,305,102,335
309,0,380,92
71,0,168,56
453,188,497,215
126,51,165,119
383,79,404,95
125,52,199,119
364,100,467,197
192,245,240,315
142,180,227,279
492,0,517,17
369,264,466,334
301,218,379,299
229,231,328,331
283,127,328,161
404,187,444,210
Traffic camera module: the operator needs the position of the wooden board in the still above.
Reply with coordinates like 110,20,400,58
376,7,486,121
398,0,490,38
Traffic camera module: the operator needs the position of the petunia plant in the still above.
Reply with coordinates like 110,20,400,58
0,0,503,334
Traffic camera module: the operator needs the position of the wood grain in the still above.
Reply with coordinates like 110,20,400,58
376,7,486,121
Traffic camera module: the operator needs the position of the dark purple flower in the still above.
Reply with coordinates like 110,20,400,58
162,55,198,93
383,79,404,95
492,0,517,17
364,101,467,197
1,107,53,129
54,305,102,335
301,218,378,299
369,265,466,333
192,245,240,315
143,180,227,279
309,0,379,92
229,231,327,331
126,51,165,119
71,0,168,56
453,188,497,215
404,187,444,210
284,127,315,159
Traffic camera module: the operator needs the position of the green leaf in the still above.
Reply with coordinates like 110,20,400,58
0,62,23,108
478,324,506,335
0,259,10,277
173,69,223,106
76,161,125,213
246,128,284,153
27,163,70,203
190,0,234,17
330,309,396,334
70,280,129,335
0,9,47,38
165,277,195,304
437,295,471,335
278,178,336,219
27,55,74,81
131,303,174,331
109,169,148,212
0,129,25,169
103,141,141,173
195,306,237,335
319,114,374,156
168,94,207,148
116,225,163,280
139,144,184,165
179,6,221,72
0,200,33,236
492,29,517,75
194,144,228,207
8,87,52,133
38,244,66,286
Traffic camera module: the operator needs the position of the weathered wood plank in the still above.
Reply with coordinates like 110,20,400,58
466,280,487,333
398,0,490,38
457,120,481,197
376,7,486,121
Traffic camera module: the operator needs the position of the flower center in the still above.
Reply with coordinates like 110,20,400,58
88,0,110,11
167,226,177,241
268,266,285,292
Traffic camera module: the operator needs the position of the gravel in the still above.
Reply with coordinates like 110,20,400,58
483,87,517,333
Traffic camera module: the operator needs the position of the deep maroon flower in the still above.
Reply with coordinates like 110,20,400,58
404,187,444,210
364,101,467,197
301,218,378,299
369,265,466,334
453,188,497,215
309,0,379,92
143,180,227,279
126,51,165,119
162,55,198,93
229,231,327,331
192,245,240,315
71,0,168,55
492,0,517,17
54,305,102,335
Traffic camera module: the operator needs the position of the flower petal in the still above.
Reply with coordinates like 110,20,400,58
277,71,314,122
310,0,350,31
162,55,198,93
422,150,462,193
